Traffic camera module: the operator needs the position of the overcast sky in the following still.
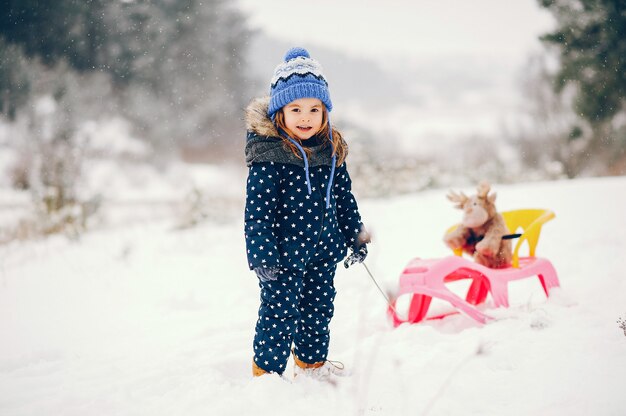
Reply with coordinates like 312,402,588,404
236,0,555,66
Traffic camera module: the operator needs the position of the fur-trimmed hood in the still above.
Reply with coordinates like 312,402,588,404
244,97,346,167
245,97,281,138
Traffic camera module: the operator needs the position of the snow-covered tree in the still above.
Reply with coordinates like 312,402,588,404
538,0,626,174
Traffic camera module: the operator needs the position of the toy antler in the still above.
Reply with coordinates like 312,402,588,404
446,190,469,209
477,180,491,198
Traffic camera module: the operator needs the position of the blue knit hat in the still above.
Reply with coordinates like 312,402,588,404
268,47,332,118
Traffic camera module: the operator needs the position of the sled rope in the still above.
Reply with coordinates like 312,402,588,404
362,262,398,315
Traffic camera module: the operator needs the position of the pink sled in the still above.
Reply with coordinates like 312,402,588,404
388,209,560,326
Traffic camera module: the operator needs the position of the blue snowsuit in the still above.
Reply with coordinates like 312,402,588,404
244,98,363,374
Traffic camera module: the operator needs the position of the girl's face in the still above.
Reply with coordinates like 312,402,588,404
282,98,324,140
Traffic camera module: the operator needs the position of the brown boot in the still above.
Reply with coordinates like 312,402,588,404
252,359,268,377
293,354,324,370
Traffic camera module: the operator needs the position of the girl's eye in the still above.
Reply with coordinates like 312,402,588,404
311,108,319,112
291,108,300,112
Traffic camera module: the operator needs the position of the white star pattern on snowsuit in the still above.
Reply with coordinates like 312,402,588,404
245,157,363,374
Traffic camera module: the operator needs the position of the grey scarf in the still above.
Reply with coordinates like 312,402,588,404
245,134,334,168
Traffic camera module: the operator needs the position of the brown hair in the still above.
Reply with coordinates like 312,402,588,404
274,106,347,166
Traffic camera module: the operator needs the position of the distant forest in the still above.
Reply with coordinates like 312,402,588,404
0,0,252,159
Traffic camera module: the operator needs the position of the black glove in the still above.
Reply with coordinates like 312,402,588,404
344,226,371,268
254,266,280,282
344,244,368,268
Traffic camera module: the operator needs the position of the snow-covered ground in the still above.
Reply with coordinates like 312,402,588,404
1,176,625,415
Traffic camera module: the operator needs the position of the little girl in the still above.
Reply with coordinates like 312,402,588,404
244,47,368,379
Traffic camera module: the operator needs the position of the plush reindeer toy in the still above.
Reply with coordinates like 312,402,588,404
443,181,512,269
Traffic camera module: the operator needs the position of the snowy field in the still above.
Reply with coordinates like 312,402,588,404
1,176,625,416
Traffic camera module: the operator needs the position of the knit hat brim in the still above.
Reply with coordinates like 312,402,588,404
268,82,333,117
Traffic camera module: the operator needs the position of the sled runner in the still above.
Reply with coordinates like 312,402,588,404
388,209,560,326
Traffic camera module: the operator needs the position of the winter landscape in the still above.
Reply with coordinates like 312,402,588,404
1,175,625,416
1,0,625,415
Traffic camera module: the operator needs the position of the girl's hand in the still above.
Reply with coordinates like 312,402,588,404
344,244,368,268
344,225,370,268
